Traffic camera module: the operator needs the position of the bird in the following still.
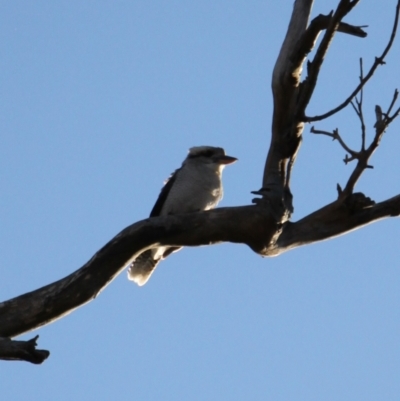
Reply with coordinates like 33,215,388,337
127,146,237,286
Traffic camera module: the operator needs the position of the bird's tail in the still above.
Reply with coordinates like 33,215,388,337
127,250,160,286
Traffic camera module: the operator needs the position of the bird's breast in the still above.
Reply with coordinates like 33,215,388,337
160,167,222,215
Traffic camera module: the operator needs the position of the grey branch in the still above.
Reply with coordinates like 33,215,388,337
291,14,366,84
351,58,367,150
311,126,358,160
2,194,400,339
311,88,400,197
263,0,314,198
277,194,400,251
262,0,365,213
344,90,400,196
305,0,400,122
296,0,362,118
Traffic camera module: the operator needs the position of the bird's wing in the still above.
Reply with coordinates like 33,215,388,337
149,168,180,217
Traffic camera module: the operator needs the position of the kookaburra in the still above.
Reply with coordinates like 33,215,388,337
127,146,237,286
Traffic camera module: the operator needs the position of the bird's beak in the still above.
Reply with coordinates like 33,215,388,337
217,155,238,165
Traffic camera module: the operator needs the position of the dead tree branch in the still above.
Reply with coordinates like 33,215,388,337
312,88,400,197
261,0,366,220
1,191,400,340
0,336,49,364
311,127,357,159
351,58,367,150
291,15,366,78
0,206,279,338
296,0,362,118
262,0,314,207
305,0,400,122
277,193,400,251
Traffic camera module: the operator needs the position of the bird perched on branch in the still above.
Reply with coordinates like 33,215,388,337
127,146,237,286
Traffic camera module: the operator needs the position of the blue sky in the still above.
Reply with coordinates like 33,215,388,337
1,1,399,400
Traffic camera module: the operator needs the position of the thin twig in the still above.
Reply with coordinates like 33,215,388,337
337,21,368,37
305,0,400,122
297,0,362,117
387,106,400,124
350,58,367,150
343,91,400,194
291,14,367,71
386,89,399,117
312,87,400,197
311,126,358,158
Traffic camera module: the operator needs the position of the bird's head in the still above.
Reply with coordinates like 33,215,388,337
186,146,237,170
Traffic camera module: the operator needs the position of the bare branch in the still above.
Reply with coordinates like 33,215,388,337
272,0,314,90
262,0,314,197
336,21,367,37
277,193,400,252
351,58,367,150
306,0,400,122
311,126,358,160
387,106,400,124
343,92,400,195
263,0,366,205
291,14,367,78
0,206,279,338
296,0,362,118
0,336,49,364
313,89,400,197
259,0,317,222
350,97,367,151
1,188,400,343
386,88,399,117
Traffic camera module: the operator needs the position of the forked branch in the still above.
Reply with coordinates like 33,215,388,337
312,89,400,197
263,0,366,208
2,191,400,340
305,0,400,122
296,0,362,117
291,14,367,77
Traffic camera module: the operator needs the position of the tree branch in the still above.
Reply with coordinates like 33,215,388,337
2,189,400,343
0,206,279,338
310,126,358,159
351,58,367,150
296,0,361,119
261,0,365,217
291,14,366,81
0,336,49,364
305,0,400,122
277,193,400,251
311,88,400,197
261,0,314,219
